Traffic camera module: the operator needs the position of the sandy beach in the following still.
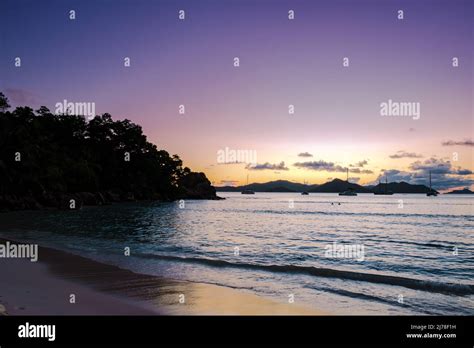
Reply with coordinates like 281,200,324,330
0,238,322,315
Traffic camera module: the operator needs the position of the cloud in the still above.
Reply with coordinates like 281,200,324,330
297,152,313,157
218,180,239,186
350,160,368,167
408,158,464,174
349,168,374,174
294,160,372,174
375,158,473,190
442,139,474,147
375,169,415,183
246,161,289,171
456,169,473,175
294,160,346,172
389,151,423,159
217,161,246,165
409,158,473,176
4,88,40,105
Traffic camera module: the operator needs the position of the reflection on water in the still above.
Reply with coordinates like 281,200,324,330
1,193,473,315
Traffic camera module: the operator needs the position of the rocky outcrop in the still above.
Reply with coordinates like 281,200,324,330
178,172,223,200
0,178,223,211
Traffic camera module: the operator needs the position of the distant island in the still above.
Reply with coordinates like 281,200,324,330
0,92,220,211
445,188,474,194
217,179,441,194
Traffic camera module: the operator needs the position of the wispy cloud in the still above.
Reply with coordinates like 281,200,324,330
217,161,246,165
349,177,361,183
5,88,40,105
350,168,374,174
442,139,474,147
218,180,239,186
246,161,289,171
294,160,345,172
294,160,372,174
389,151,423,159
350,160,368,167
297,152,313,158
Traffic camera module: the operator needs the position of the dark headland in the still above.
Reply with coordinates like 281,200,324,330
0,92,221,211
445,188,474,194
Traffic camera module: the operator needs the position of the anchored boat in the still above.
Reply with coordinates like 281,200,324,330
339,168,358,196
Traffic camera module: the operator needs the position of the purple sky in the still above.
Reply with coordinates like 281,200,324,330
1,0,473,189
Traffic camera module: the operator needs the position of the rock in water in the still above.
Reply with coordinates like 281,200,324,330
178,172,223,200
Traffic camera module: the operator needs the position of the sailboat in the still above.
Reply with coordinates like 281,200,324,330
374,176,394,195
301,180,309,195
426,171,438,196
339,168,357,196
241,174,255,194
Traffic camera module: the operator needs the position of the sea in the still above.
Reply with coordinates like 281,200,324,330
0,192,473,315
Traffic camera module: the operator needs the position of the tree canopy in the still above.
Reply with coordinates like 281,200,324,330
0,92,218,210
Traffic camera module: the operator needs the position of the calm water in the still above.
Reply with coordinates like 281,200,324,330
1,192,473,315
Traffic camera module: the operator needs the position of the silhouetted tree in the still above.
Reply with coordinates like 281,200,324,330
0,91,218,210
0,92,10,112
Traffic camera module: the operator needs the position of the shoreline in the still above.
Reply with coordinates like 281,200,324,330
0,192,224,213
0,238,322,315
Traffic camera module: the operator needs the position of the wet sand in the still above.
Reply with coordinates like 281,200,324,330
0,238,323,315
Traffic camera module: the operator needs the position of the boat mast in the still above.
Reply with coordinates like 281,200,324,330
346,168,350,190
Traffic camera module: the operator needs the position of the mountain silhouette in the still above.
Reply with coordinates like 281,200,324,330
445,188,473,194
217,179,433,194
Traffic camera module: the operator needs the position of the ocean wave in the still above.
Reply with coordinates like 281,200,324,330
134,253,474,296
360,238,473,250
254,209,473,221
218,208,474,220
